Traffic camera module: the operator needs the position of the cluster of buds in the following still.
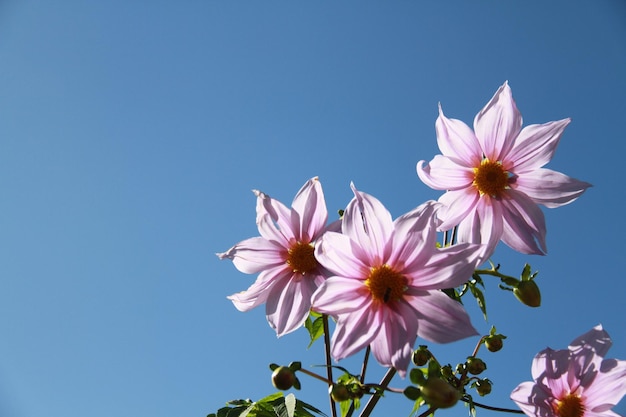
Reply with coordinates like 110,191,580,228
404,328,506,409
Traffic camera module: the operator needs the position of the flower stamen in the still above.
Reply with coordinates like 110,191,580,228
366,265,408,304
473,159,509,197
554,393,585,417
287,242,317,275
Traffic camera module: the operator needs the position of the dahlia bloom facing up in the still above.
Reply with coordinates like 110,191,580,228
311,184,483,375
511,325,626,417
217,177,339,337
417,81,591,258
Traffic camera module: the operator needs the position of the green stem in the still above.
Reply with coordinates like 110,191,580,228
358,368,396,417
323,315,338,417
417,406,437,417
346,347,371,417
460,398,524,414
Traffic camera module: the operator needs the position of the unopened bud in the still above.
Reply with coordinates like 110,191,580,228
484,335,504,352
514,280,541,307
475,379,492,396
420,378,460,409
466,357,487,375
412,345,432,366
271,366,296,391
330,384,351,402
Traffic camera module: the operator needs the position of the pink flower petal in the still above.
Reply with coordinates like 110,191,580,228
515,168,592,208
500,189,547,254
291,177,328,242
408,290,478,343
331,305,382,361
417,155,474,191
474,81,522,161
315,232,370,279
569,324,612,358
510,381,552,416
311,276,370,315
266,273,316,336
343,184,393,264
227,265,289,311
369,301,419,376
217,236,285,274
387,201,440,272
506,119,570,172
435,104,482,166
456,197,504,262
437,188,481,231
254,190,296,243
584,360,626,411
408,242,482,290
257,213,290,247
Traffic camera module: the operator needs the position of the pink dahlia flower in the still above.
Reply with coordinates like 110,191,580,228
311,184,483,375
217,177,339,337
511,325,626,417
417,81,591,257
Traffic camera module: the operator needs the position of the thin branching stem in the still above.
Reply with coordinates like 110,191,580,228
461,398,524,414
359,367,396,417
323,315,338,417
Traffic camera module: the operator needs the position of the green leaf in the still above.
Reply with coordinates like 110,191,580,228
339,399,351,417
284,394,296,417
469,282,488,320
304,313,325,348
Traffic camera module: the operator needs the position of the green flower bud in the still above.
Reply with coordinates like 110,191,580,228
412,345,432,366
514,280,541,307
484,335,504,352
466,357,487,375
271,366,296,391
403,386,421,401
441,364,454,379
475,379,492,396
420,378,461,409
330,384,351,402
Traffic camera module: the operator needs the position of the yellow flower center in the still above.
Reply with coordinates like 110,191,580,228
554,393,585,417
473,159,509,197
365,265,408,304
287,242,317,275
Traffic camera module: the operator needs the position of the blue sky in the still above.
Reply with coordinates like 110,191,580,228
1,1,625,417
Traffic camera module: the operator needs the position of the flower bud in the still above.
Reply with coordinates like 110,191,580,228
330,384,351,402
271,366,296,391
474,379,492,396
441,365,453,379
420,378,460,409
484,335,504,352
466,357,487,375
412,345,431,366
403,386,421,401
514,280,541,307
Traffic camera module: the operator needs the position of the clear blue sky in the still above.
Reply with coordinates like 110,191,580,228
1,1,625,417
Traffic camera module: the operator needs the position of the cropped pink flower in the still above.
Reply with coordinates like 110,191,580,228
217,177,339,337
511,325,626,417
417,81,591,257
311,184,482,375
